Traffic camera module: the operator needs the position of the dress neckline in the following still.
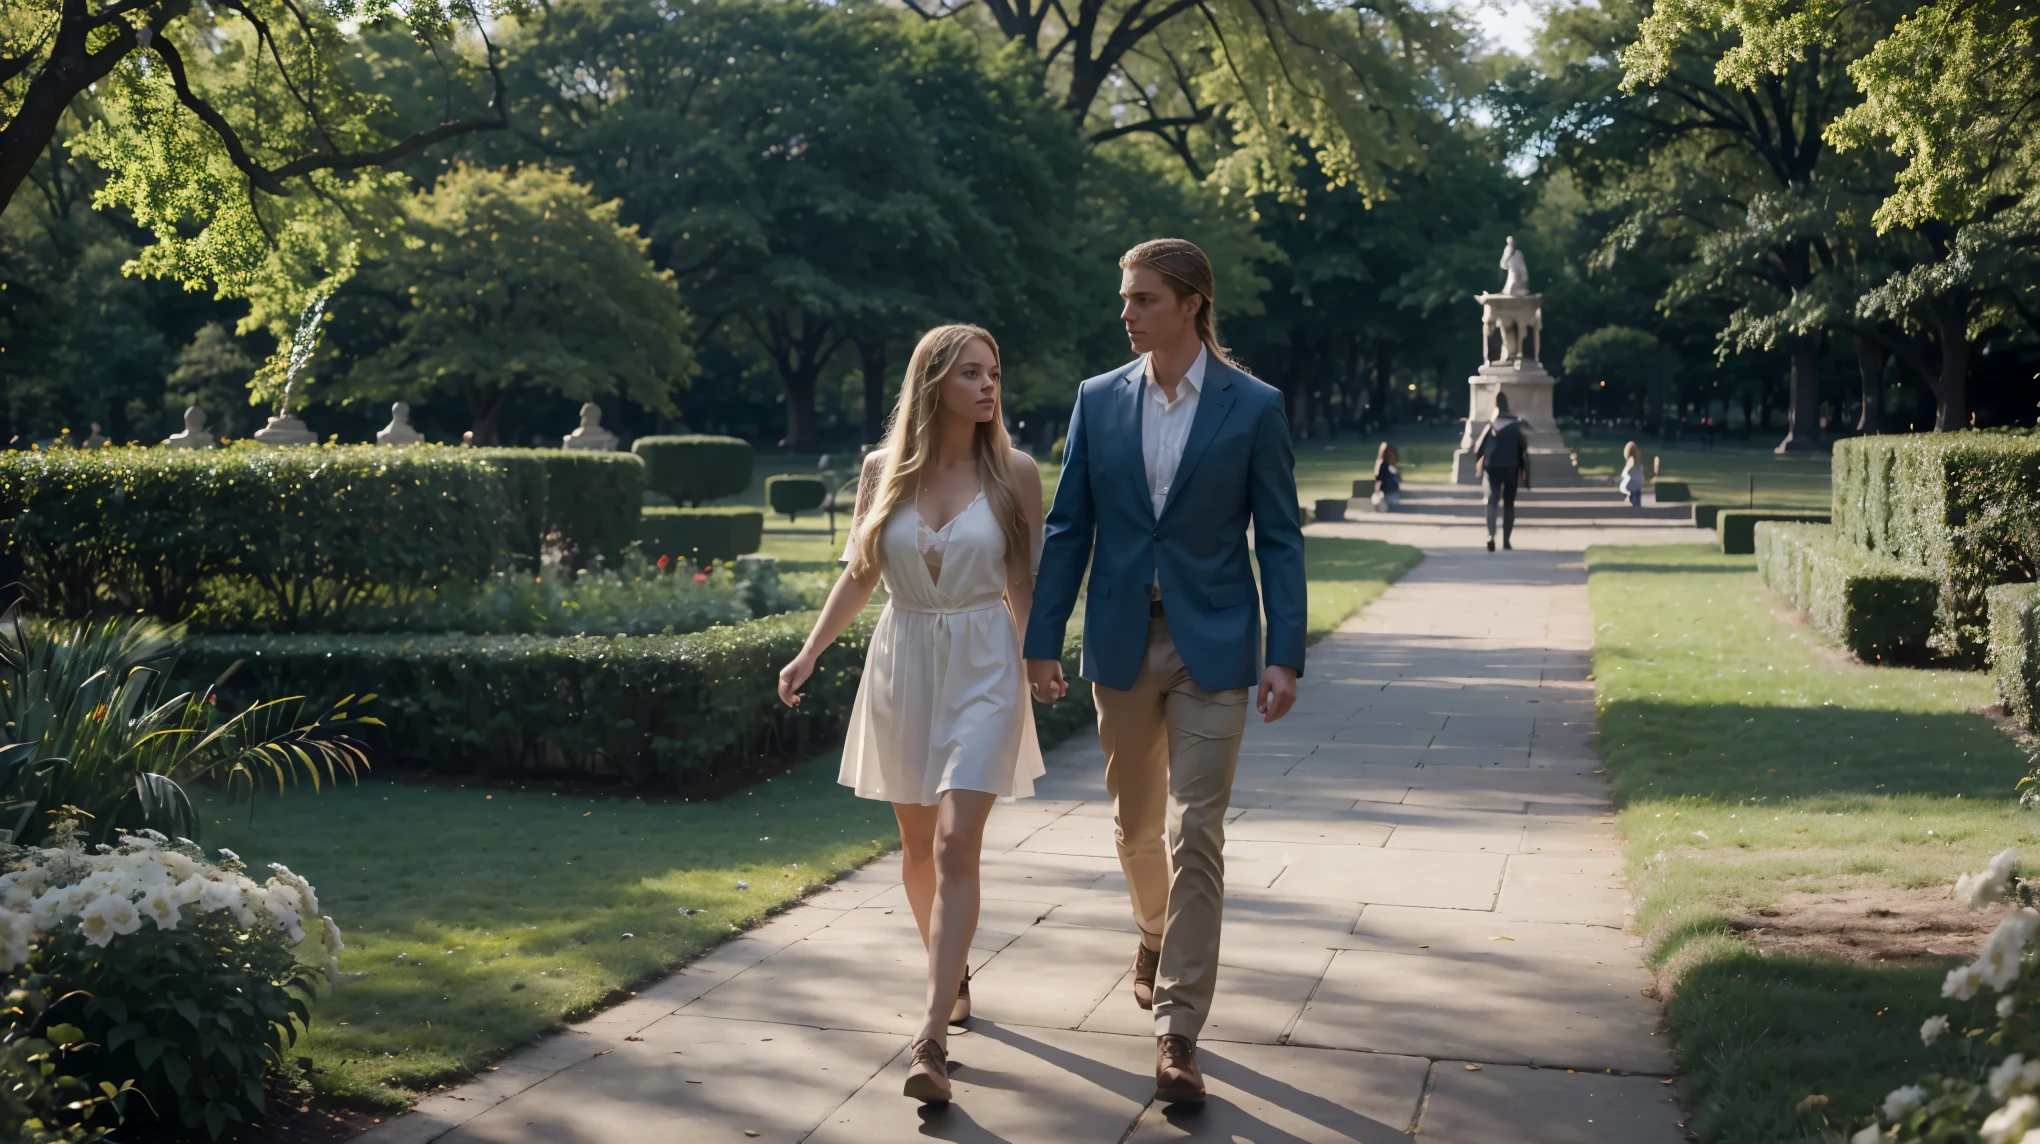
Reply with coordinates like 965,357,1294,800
915,488,985,536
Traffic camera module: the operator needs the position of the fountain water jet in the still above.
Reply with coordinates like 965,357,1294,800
253,292,329,446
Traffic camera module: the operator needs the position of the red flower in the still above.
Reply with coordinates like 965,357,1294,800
656,554,670,570
693,572,709,583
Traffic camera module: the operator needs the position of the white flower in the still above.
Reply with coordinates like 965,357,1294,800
0,912,34,972
1980,910,2040,992
2004,995,2021,1019
261,885,304,943
1985,1094,2040,1144
321,915,344,955
1993,1056,2040,1101
140,886,182,931
268,864,320,920
196,876,241,915
1946,964,1986,1000
77,894,140,947
1882,1084,1927,1119
1922,1014,1952,1044
1961,848,2023,909
1851,1127,1890,1144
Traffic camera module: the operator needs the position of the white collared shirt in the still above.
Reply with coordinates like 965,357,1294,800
1141,347,1206,520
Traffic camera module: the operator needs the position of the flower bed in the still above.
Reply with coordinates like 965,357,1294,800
1,828,341,1140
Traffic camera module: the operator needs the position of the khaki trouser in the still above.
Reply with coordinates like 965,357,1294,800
1092,616,1249,1039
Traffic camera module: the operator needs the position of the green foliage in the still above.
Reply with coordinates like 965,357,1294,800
470,449,549,567
326,167,691,441
1832,433,2040,658
1716,509,1830,554
536,453,643,570
765,476,827,522
179,611,876,789
28,908,324,1140
0,446,512,630
345,562,755,637
1755,521,1940,661
1563,326,1680,421
1654,480,1692,502
1692,502,1800,528
0,983,121,1143
641,508,765,567
1988,583,2040,734
0,618,370,847
631,436,753,507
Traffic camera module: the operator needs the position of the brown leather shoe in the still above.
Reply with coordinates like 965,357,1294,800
1155,1034,1204,1104
903,1038,951,1104
949,971,971,1024
1132,943,1160,1010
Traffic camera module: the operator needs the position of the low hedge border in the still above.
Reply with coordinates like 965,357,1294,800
1693,503,1795,529
1653,480,1691,503
1833,432,2040,659
183,613,1094,791
1718,509,1830,555
1755,521,1939,662
1988,583,2040,733
642,507,766,565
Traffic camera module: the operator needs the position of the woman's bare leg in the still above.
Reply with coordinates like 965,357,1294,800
893,802,939,950
916,789,996,1048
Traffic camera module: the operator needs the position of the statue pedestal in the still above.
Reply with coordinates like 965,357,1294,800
254,415,317,446
1453,363,1576,483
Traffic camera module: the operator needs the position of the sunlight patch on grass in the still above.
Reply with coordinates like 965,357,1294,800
1587,544,2030,1140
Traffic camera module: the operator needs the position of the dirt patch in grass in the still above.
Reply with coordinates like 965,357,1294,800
1729,887,2001,963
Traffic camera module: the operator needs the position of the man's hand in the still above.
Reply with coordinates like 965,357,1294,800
1256,664,1298,723
1026,658,1069,704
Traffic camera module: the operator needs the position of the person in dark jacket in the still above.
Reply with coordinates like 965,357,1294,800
1473,394,1529,552
1372,442,1400,510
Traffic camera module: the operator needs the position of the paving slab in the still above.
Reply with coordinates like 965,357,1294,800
357,489,1687,1144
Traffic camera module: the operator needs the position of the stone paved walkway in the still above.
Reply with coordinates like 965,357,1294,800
362,485,1699,1143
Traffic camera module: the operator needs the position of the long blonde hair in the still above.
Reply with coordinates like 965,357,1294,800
847,324,1028,581
1120,238,1233,367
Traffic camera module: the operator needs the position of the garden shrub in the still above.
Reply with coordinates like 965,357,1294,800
471,450,549,567
1832,432,2040,659
641,507,765,565
1755,522,1939,661
1717,509,1831,555
766,475,827,521
0,446,512,629
1988,583,2040,733
183,611,876,789
347,560,755,636
0,831,341,1141
632,435,752,506
538,452,644,569
1653,479,1691,502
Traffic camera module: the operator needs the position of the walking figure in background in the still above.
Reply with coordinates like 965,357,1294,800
1473,393,1528,551
777,324,1046,1106
1372,442,1401,511
1618,441,1645,507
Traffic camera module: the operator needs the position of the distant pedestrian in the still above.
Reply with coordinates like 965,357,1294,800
1618,441,1644,507
1372,442,1401,511
1472,394,1529,552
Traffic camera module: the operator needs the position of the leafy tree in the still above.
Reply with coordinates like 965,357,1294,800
1563,325,1680,423
319,165,691,444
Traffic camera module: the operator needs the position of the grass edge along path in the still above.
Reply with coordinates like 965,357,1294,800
1586,543,2035,1141
212,533,1420,1112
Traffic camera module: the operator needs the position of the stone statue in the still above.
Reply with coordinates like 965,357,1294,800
162,406,215,450
376,401,424,446
561,402,618,452
1499,236,1532,296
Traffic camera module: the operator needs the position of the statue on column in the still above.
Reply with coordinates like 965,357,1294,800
561,402,618,451
1500,236,1531,296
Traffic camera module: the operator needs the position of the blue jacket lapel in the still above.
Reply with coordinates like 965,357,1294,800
1160,359,1238,520
1111,362,1155,522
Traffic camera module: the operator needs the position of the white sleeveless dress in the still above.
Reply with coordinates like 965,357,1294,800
838,494,1045,805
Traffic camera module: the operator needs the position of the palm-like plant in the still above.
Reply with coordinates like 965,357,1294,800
0,617,373,847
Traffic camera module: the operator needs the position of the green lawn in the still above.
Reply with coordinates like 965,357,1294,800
203,756,892,1108
1587,544,2030,1140
1575,438,1833,510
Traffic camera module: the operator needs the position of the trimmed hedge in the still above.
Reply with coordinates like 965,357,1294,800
1832,433,2040,659
1718,509,1831,555
0,446,511,628
543,452,644,568
185,610,875,788
642,507,765,565
766,475,828,521
1988,583,2040,732
1755,521,1939,661
633,435,753,506
1653,480,1691,503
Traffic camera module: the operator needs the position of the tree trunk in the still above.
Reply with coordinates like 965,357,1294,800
1852,332,1885,434
0,14,137,215
858,339,888,445
1775,335,1825,453
465,384,506,446
1372,341,1394,432
1929,306,1971,431
783,370,820,452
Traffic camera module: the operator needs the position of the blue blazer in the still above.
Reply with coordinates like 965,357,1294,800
1023,356,1307,692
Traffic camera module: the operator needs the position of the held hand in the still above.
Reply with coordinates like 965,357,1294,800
1026,658,1068,704
778,652,817,708
1256,665,1298,723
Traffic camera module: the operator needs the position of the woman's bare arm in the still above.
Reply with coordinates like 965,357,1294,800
1004,448,1044,640
778,457,884,705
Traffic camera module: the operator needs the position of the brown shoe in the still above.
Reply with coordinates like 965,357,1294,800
949,971,971,1024
1155,1034,1204,1104
1132,943,1160,1010
903,1038,951,1104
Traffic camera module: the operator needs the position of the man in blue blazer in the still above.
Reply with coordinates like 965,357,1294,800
1025,238,1307,1104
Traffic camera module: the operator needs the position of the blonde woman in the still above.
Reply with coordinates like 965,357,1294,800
777,324,1045,1105
1619,440,1645,507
